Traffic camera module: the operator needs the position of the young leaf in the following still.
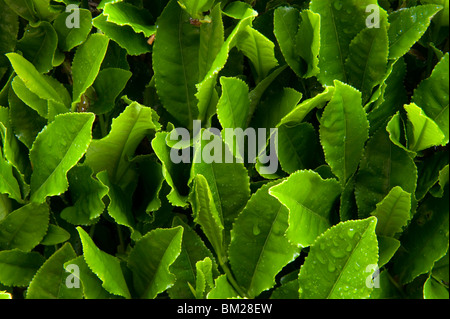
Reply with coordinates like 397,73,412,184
404,103,446,152
0,156,22,203
393,188,449,284
277,122,323,174
26,243,81,299
217,76,249,131
228,180,299,298
6,53,65,105
77,227,131,299
191,130,251,235
92,14,151,56
319,80,369,186
388,5,443,60
207,274,239,299
298,217,379,299
71,33,109,109
310,0,380,86
178,0,215,20
269,170,341,248
355,128,418,218
60,165,108,226
53,8,92,52
189,174,225,263
279,86,335,126
236,25,279,82
127,226,183,299
169,217,217,299
370,186,411,237
0,249,45,287
0,203,49,251
345,23,389,103
16,21,59,73
153,0,200,129
29,113,95,203
85,102,159,186
103,2,155,37
151,131,190,207
423,276,449,299
412,53,449,144
195,257,214,299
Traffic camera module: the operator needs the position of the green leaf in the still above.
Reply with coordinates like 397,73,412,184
127,226,183,299
370,186,411,237
236,25,278,82
412,53,449,144
195,2,257,122
6,53,65,105
152,132,190,207
60,165,108,226
310,0,380,86
189,174,225,262
393,188,449,284
0,156,22,203
77,227,131,299
404,103,446,152
85,102,159,185
153,0,200,129
0,249,45,287
0,0,19,79
279,86,334,126
217,76,249,131
388,5,443,60
29,112,95,203
16,21,60,73
103,2,155,37
207,274,239,299
40,224,70,246
26,243,81,299
0,203,49,251
423,276,449,299
90,68,132,115
277,122,323,174
269,170,341,248
250,87,303,132
53,8,92,52
298,217,379,299
273,7,320,79
178,0,215,19
71,33,109,109
97,170,135,229
345,23,389,103
228,180,299,298
319,80,369,186
355,127,418,218
3,0,38,23
63,255,118,299
168,216,217,299
92,13,151,56
367,58,408,135
191,129,251,235
421,0,449,26
194,257,214,299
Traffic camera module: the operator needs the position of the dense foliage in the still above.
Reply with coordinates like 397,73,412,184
0,0,448,299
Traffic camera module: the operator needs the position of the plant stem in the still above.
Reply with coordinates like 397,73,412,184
217,255,249,298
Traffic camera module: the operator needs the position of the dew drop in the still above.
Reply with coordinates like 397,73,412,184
347,228,355,239
328,261,336,272
333,0,343,10
253,224,261,236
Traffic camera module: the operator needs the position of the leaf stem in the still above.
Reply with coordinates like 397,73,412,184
217,255,249,298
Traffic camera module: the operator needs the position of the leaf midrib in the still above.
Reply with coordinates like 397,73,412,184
325,223,372,298
31,117,92,202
